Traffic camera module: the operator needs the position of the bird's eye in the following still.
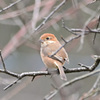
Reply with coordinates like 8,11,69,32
46,37,50,40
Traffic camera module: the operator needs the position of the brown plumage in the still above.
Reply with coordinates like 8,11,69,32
40,33,69,81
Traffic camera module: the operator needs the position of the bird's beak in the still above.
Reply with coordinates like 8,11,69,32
39,39,44,43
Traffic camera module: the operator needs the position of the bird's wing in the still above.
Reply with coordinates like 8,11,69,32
49,55,64,63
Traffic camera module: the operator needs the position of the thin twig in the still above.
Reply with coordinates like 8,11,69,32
31,0,41,32
49,35,81,58
44,56,100,100
79,74,100,100
0,0,22,13
4,78,20,90
48,43,65,58
72,28,100,33
62,18,78,35
33,0,66,34
80,6,100,50
44,69,100,100
0,50,6,71
93,16,100,44
48,28,99,60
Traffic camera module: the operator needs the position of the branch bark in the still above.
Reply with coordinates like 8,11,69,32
0,54,99,90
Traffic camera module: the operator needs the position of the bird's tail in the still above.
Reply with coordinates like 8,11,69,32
54,62,67,81
59,66,67,81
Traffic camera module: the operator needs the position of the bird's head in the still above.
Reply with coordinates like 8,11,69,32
39,33,57,47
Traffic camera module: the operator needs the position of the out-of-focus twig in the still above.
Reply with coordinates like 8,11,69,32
31,0,41,32
79,74,100,100
33,0,66,34
1,0,66,59
49,18,100,59
0,0,22,13
2,0,99,60
44,56,100,100
80,6,100,50
0,50,6,71
0,0,24,27
93,16,100,44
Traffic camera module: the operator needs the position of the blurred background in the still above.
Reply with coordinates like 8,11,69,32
0,0,100,100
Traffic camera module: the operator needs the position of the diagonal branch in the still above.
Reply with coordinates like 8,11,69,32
44,55,100,100
33,0,66,34
79,74,100,100
93,16,100,44
0,0,23,13
44,69,100,100
49,19,100,60
0,50,6,71
49,35,81,58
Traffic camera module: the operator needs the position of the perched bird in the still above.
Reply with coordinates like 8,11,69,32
40,33,69,81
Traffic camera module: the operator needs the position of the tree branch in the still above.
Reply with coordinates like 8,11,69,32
62,18,100,35
3,71,49,90
49,18,100,61
44,55,100,100
44,67,100,100
33,0,66,34
0,50,6,71
0,0,23,13
79,74,100,100
0,52,99,90
93,16,100,44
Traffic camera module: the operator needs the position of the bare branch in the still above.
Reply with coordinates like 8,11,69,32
0,50,6,71
31,0,41,32
33,0,66,34
49,35,81,59
62,18,100,35
70,28,100,34
62,18,78,35
2,70,49,90
0,55,99,90
48,27,99,63
44,68,100,100
0,0,22,13
79,74,100,100
80,6,100,50
0,1,100,94
64,55,100,73
0,69,19,78
93,16,100,44
44,56,100,99
4,78,20,90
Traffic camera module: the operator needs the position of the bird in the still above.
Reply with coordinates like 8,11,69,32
39,33,69,81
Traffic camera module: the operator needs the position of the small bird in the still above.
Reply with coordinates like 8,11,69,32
40,33,69,81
